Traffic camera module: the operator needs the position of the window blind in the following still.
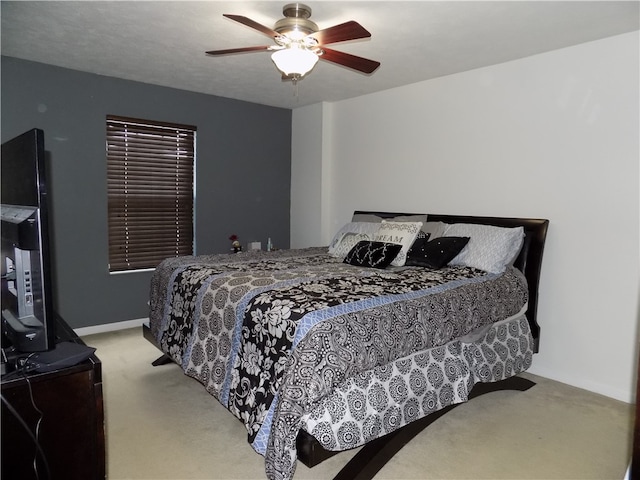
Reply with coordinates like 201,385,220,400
106,115,196,272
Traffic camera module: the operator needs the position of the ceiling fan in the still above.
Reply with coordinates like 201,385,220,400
205,3,381,81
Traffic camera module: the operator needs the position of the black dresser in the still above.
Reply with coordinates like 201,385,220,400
1,315,105,480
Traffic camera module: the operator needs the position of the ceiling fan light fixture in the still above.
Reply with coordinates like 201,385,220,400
274,3,318,40
282,27,310,41
207,4,380,79
271,45,319,77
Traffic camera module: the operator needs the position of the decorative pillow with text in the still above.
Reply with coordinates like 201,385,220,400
373,221,423,266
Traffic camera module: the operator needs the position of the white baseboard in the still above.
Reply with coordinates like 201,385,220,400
75,318,148,337
528,364,633,404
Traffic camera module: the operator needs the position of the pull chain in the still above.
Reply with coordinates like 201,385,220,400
291,76,300,101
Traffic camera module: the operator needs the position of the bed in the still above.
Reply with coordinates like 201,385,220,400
143,211,549,480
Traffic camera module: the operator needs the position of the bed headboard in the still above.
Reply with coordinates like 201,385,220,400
353,211,549,352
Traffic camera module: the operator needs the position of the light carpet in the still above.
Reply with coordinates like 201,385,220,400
82,328,633,480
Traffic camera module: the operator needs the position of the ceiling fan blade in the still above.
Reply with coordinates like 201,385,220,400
206,46,271,56
308,21,371,45
320,47,380,74
223,14,280,39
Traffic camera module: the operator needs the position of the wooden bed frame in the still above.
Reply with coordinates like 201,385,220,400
294,212,549,479
143,212,549,480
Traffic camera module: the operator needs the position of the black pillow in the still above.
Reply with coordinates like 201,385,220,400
406,231,431,263
405,236,470,269
405,230,430,260
413,230,431,242
343,241,403,269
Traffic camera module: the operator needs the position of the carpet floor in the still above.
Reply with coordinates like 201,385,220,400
82,327,633,480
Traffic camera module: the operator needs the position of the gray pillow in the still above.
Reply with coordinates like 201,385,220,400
391,214,428,223
351,213,384,223
422,221,447,239
351,213,428,224
328,222,382,258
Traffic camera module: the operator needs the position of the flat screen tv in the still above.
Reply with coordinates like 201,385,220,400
1,128,56,352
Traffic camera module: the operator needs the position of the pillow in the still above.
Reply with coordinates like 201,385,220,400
405,236,470,269
328,222,381,258
373,221,423,266
412,230,431,242
421,221,447,239
351,213,384,223
391,214,428,223
406,230,430,261
351,213,428,224
343,241,403,269
443,223,525,273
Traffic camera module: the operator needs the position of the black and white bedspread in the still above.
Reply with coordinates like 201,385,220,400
148,247,532,480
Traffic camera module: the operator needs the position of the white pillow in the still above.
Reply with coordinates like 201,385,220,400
328,222,381,258
444,223,525,273
374,221,423,266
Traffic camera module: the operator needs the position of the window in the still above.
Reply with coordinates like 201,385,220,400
106,115,196,272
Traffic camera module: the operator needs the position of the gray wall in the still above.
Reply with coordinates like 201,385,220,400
1,56,292,329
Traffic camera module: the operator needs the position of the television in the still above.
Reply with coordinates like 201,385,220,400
1,128,56,353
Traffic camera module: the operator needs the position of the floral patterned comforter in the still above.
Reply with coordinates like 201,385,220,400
148,247,529,480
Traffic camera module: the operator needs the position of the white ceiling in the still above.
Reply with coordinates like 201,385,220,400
2,1,638,109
